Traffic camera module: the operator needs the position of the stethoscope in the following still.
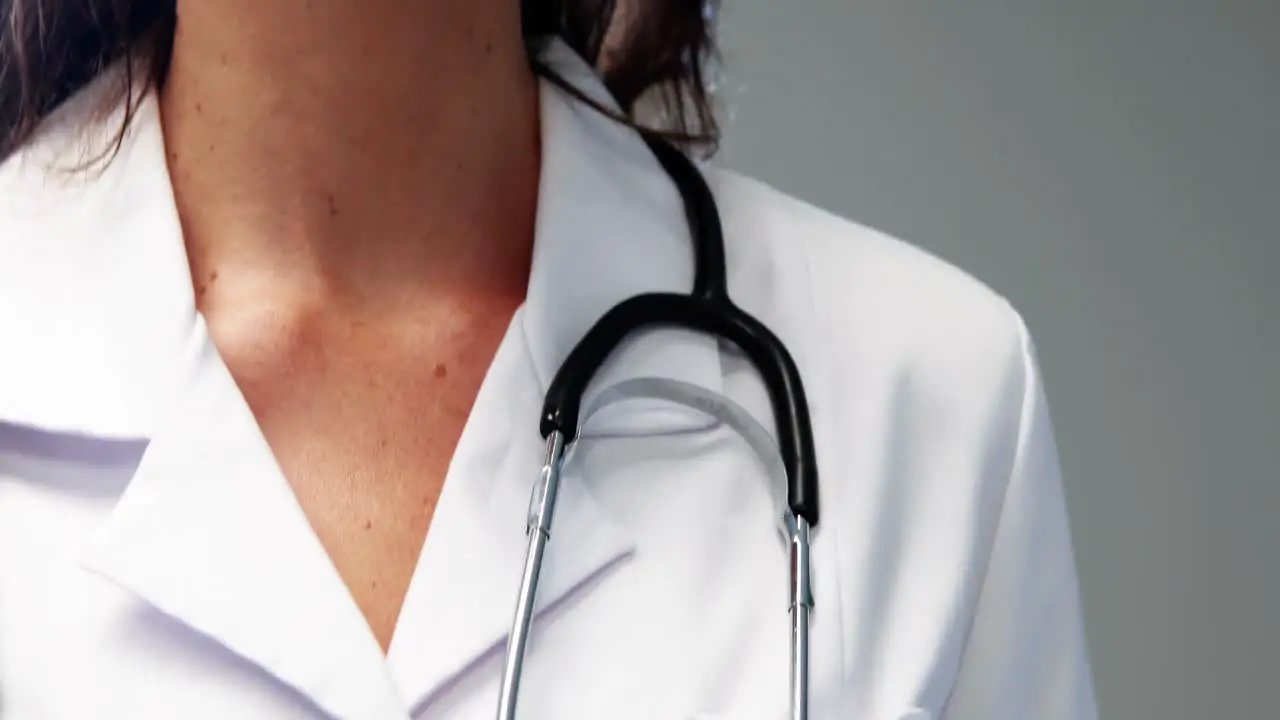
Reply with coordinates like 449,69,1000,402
496,135,820,720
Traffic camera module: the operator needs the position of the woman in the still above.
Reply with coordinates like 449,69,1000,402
0,1,1097,718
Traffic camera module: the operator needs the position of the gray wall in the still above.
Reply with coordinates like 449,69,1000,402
716,2,1278,718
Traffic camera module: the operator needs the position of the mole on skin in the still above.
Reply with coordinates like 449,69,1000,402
195,270,218,298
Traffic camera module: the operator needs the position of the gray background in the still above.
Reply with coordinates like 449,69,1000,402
715,2,1277,718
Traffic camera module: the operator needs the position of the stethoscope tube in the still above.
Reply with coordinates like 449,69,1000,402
496,431,567,720
497,133,819,719
538,292,819,526
788,514,814,720
502,388,814,720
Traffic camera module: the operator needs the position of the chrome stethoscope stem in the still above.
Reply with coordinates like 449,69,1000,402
497,431,568,720
497,380,816,719
788,513,814,720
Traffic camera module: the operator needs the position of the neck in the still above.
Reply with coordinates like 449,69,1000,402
162,0,541,314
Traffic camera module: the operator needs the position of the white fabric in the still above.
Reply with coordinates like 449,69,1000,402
575,376,790,539
0,40,1097,720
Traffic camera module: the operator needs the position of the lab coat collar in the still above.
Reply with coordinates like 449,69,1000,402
80,325,410,719
384,331,638,716
521,40,724,436
1,38,718,718
80,312,639,720
0,77,194,439
0,38,723,441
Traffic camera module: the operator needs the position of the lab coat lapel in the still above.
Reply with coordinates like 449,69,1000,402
390,43,726,713
387,333,636,716
2,81,404,719
79,323,406,720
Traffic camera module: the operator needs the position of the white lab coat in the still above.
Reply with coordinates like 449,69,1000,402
0,40,1097,720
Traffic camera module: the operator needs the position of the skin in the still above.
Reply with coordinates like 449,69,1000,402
161,0,541,652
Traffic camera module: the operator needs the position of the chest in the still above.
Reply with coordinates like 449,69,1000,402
231,358,463,652
0,426,785,713
208,304,514,650
0,350,971,720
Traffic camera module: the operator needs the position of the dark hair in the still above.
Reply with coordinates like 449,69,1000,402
0,0,720,162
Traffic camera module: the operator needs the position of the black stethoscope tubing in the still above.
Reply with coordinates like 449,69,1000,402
539,135,820,528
